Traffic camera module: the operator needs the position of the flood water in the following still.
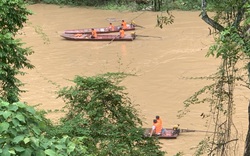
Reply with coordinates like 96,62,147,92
18,4,249,155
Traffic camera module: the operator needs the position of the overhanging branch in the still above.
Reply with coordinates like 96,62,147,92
201,0,224,32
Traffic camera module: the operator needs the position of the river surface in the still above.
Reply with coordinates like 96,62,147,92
18,4,249,155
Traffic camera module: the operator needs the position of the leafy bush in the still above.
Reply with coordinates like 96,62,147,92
53,72,165,156
0,0,34,103
0,100,91,156
26,0,202,11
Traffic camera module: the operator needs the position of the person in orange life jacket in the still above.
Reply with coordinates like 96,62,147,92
108,23,115,31
150,119,161,137
156,115,163,130
119,27,125,38
121,20,127,29
91,28,97,38
156,115,166,135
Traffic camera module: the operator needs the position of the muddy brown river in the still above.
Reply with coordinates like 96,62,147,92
18,4,249,155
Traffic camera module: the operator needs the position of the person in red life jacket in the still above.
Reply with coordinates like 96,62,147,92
121,20,127,29
91,28,97,38
119,27,125,38
150,119,161,137
108,23,115,31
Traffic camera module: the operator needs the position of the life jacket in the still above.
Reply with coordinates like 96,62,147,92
122,21,127,29
119,29,125,38
157,118,163,130
92,29,97,38
153,122,161,134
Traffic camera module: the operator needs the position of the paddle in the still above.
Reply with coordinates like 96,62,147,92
130,20,145,28
136,34,162,39
180,128,215,133
132,23,145,28
108,35,119,44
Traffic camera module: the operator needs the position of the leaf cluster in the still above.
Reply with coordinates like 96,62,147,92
0,0,32,34
0,100,91,156
156,11,175,29
208,26,246,60
0,0,34,103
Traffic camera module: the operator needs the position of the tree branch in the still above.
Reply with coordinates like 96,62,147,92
232,0,247,28
200,0,224,32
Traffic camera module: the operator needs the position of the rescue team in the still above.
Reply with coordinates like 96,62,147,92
149,116,181,137
74,20,127,38
149,115,166,137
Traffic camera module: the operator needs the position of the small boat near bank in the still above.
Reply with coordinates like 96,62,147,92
143,127,180,139
64,24,135,34
60,33,136,41
143,125,212,139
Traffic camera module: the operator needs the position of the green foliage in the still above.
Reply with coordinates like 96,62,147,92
156,11,175,29
166,0,201,10
0,0,34,103
205,0,250,28
27,0,203,11
243,3,250,55
207,26,246,60
42,0,85,6
32,0,110,6
178,83,215,118
0,0,32,34
100,2,137,11
191,138,210,156
173,151,184,156
245,4,250,26
179,1,250,155
0,100,91,156
179,26,248,155
52,72,165,156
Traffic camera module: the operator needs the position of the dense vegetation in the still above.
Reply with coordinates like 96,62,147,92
0,101,90,155
47,73,165,156
0,0,34,103
0,0,165,155
27,0,202,11
178,0,250,155
1,0,249,155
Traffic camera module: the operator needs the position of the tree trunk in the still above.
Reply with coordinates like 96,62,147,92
244,62,250,155
244,102,250,156
152,0,162,11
